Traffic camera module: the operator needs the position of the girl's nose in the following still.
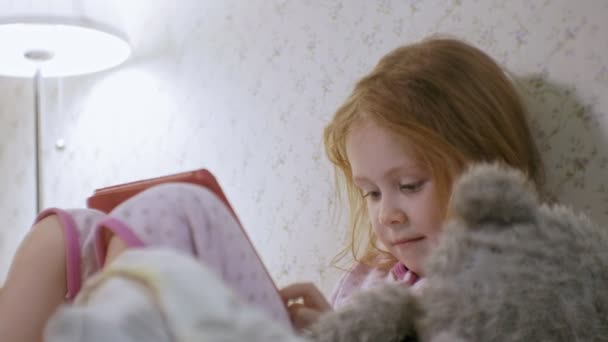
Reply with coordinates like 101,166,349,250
379,200,407,226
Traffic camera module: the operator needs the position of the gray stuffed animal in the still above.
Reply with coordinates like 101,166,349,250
306,163,608,342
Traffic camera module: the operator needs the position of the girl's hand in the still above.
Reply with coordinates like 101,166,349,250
279,282,331,331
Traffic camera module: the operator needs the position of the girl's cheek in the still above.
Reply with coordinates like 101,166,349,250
368,207,379,225
429,231,442,246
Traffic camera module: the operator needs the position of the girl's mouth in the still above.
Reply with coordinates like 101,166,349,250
393,236,425,246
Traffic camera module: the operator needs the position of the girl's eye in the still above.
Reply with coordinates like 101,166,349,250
362,190,381,200
400,180,425,193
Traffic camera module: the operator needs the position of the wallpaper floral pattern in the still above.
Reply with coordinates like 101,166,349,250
1,0,607,294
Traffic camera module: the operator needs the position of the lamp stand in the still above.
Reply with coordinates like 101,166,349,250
0,21,131,215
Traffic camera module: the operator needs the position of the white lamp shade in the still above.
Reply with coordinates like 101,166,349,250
0,22,131,78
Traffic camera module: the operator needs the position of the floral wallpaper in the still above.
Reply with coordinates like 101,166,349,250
1,0,607,294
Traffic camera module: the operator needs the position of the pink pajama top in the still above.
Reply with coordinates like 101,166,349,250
330,261,423,309
32,183,291,327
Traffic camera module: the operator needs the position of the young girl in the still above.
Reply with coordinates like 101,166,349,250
280,36,544,331
0,36,543,340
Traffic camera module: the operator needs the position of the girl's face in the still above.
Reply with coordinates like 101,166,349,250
346,120,445,275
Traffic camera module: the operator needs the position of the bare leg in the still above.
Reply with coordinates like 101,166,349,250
104,233,129,266
0,216,68,342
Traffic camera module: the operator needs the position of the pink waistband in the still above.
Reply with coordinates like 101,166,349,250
35,208,82,300
94,216,145,267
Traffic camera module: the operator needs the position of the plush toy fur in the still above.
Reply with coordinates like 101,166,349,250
306,163,608,341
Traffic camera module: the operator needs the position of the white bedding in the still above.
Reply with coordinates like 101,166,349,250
44,248,304,342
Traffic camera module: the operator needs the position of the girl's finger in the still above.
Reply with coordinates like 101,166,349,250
286,303,324,331
279,283,330,311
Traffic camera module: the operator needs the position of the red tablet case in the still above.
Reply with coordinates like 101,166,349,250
86,169,238,223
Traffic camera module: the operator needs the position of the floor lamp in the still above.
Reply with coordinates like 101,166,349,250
0,21,131,214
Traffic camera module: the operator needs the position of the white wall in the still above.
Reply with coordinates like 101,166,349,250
1,0,608,294
0,79,34,279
